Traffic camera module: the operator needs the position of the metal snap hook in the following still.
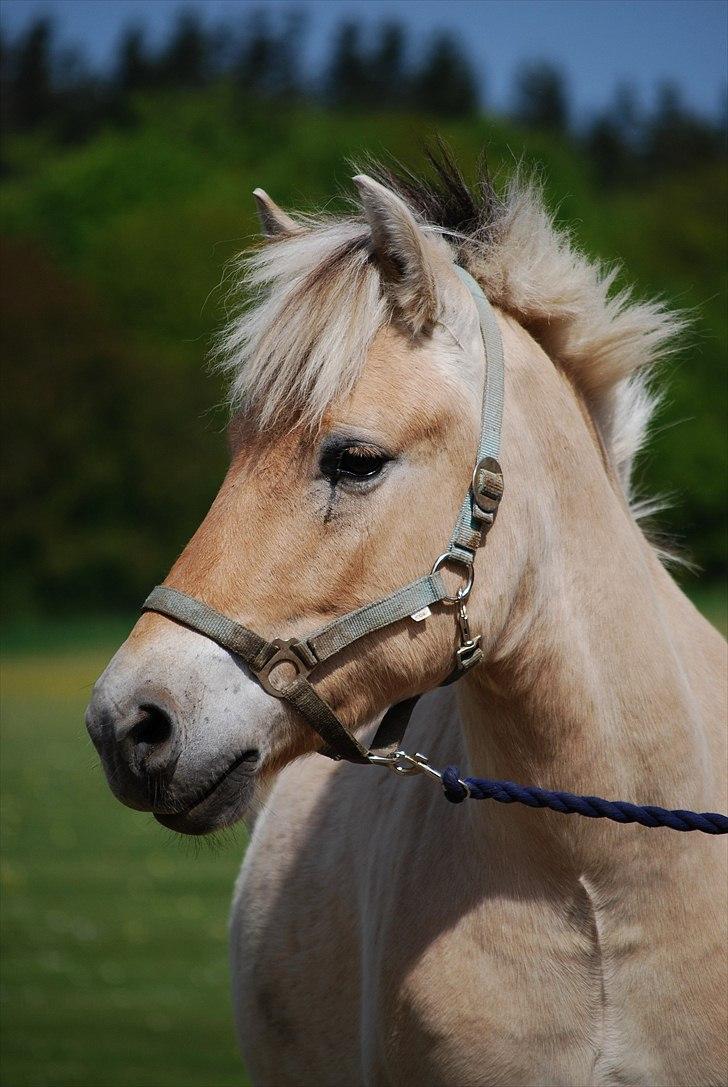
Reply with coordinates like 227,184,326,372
368,749,471,795
368,750,443,782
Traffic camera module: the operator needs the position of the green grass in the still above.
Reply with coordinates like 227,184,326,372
1,647,249,1087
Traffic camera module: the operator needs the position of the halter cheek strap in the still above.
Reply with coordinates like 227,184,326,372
141,266,504,764
448,267,505,562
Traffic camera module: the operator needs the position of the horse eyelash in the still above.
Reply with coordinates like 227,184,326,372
341,443,384,458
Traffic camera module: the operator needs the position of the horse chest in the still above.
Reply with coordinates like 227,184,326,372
232,764,725,1086
359,883,624,1085
233,844,651,1086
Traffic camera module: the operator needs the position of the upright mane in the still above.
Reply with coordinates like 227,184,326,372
216,149,683,514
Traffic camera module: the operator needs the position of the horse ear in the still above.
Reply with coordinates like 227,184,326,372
252,188,301,238
353,174,438,335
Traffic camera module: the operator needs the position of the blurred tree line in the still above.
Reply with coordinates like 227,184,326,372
2,11,725,186
1,12,726,616
0,9,479,141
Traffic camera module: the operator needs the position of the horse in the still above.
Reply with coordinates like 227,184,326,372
86,153,727,1086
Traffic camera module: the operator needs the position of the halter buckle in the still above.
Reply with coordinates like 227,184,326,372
257,639,316,696
472,456,503,529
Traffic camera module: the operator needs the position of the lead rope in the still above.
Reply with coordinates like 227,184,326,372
369,752,728,834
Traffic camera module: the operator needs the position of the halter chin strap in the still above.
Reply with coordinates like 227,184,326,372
142,266,504,764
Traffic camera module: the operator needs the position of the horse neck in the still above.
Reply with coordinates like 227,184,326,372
455,319,713,866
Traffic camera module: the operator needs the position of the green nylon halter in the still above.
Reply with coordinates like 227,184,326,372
142,266,504,764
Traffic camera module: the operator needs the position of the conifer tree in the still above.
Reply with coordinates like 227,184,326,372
411,31,478,117
237,9,276,97
371,22,407,109
117,26,150,93
513,61,568,132
644,82,721,172
325,21,371,109
162,10,208,88
9,17,54,130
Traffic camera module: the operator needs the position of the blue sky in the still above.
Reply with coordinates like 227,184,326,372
2,0,726,120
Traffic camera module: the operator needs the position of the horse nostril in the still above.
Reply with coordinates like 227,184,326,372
128,703,174,749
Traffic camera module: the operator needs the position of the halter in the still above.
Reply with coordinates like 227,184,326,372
142,267,504,765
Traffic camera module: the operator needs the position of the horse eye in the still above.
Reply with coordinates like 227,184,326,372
339,448,387,478
320,444,389,483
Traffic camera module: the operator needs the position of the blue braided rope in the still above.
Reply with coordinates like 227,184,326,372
441,767,728,834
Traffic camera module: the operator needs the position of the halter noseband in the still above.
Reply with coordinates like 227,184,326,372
141,267,504,764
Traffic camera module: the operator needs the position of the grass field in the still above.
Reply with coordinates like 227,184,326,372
1,636,250,1087
1,586,725,1086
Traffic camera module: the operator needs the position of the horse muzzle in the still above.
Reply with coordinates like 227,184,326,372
85,679,260,833
84,623,273,833
85,681,182,809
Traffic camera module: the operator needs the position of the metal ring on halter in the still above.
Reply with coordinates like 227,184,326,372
430,553,474,603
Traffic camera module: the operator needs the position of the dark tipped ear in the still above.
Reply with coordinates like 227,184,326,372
252,188,301,238
353,173,438,335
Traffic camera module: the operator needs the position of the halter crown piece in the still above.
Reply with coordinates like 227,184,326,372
142,268,504,764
